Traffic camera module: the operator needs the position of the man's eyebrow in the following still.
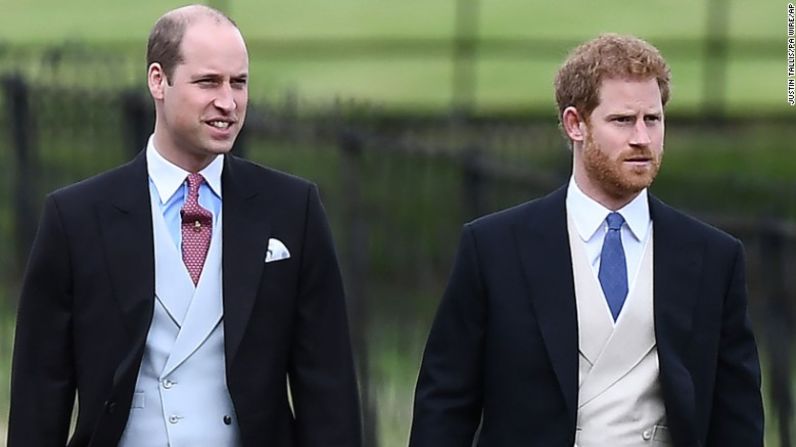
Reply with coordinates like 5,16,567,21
190,73,223,81
605,112,635,119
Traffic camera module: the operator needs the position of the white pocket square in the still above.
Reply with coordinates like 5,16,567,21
265,238,291,263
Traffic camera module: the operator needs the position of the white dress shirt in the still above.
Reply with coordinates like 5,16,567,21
565,177,652,292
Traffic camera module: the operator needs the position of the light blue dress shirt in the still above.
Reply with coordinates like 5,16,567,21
145,137,223,250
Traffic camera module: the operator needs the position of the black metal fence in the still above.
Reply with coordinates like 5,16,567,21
1,74,795,445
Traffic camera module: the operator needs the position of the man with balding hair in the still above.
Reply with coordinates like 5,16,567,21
410,34,763,447
8,5,361,446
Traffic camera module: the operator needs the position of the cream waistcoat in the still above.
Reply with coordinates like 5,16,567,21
568,215,670,447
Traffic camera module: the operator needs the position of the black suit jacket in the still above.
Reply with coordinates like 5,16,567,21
410,186,763,447
8,152,362,447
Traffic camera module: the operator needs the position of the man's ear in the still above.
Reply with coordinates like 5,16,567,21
148,63,167,100
562,106,587,143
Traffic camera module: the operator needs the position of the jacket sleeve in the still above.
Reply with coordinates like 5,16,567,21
706,241,764,446
409,225,485,447
8,196,76,447
288,184,362,447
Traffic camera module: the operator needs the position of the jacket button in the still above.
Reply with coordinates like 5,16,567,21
104,401,117,414
223,415,232,425
169,415,180,424
642,428,653,440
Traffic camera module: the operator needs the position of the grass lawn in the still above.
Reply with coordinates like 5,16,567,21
1,1,782,42
0,0,788,113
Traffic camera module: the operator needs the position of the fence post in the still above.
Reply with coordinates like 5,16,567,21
120,90,153,158
338,129,378,446
233,118,248,159
703,0,729,117
759,225,793,447
461,146,486,220
3,74,38,300
451,0,480,117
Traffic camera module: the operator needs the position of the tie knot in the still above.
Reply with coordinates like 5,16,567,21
186,173,205,191
182,173,211,223
606,212,625,231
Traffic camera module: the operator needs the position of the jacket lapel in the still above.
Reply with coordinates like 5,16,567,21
513,186,579,424
650,195,702,444
651,196,701,363
96,152,155,385
221,156,271,367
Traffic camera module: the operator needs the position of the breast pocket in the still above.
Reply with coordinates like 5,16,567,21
261,256,299,297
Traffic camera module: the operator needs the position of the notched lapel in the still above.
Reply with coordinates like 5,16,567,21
651,198,702,358
221,158,271,367
98,154,155,339
513,187,579,422
650,197,702,442
95,154,155,391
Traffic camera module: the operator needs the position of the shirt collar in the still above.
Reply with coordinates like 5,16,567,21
146,135,224,204
566,176,650,242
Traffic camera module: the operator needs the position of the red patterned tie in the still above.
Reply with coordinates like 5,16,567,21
181,173,212,285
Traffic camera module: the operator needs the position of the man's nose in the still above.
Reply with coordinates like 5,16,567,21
213,84,236,111
630,120,652,146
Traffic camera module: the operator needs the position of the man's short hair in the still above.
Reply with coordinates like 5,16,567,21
146,5,238,84
554,33,671,124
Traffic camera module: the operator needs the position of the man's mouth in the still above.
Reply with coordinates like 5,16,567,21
207,120,232,129
623,151,655,164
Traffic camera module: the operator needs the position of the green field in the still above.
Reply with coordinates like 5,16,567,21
0,0,789,113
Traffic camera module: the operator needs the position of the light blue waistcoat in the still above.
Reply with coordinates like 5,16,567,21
118,193,241,447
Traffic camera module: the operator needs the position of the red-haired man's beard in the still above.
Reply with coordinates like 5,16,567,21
582,132,662,200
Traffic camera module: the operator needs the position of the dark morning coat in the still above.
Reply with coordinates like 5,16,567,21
8,152,362,447
410,186,763,447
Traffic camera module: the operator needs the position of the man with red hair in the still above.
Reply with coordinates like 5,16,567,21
410,34,763,447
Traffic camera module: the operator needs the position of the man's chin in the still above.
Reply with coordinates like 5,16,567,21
613,175,655,197
203,142,236,155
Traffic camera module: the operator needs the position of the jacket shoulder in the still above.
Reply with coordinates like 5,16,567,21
650,196,741,249
48,157,142,204
225,155,315,192
466,186,566,234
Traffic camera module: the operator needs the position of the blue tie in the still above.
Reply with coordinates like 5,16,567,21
599,212,628,321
